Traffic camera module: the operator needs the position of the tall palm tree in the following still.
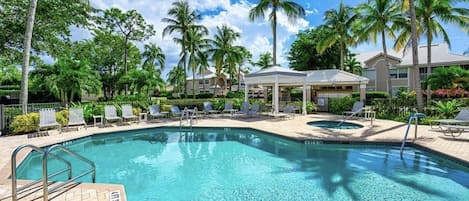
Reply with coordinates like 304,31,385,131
196,50,210,92
355,0,402,96
162,0,207,97
394,0,468,104
225,46,244,92
317,2,357,71
20,0,38,114
408,0,424,111
253,52,274,69
249,0,305,65
185,26,210,98
142,43,165,72
236,47,252,91
208,25,240,95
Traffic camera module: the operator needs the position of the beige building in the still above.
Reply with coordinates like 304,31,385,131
186,67,244,96
355,43,469,96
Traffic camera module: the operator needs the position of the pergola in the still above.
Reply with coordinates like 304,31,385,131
244,66,308,115
244,67,369,115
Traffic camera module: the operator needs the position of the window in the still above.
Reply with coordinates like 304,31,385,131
205,79,209,84
419,68,427,79
198,80,203,84
390,68,407,79
365,70,376,80
392,86,408,98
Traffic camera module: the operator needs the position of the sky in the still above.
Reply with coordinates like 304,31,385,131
74,0,469,78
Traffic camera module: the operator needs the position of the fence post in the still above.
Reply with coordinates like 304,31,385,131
0,104,4,136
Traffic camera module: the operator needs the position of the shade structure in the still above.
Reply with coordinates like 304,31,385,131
304,69,369,85
244,66,307,115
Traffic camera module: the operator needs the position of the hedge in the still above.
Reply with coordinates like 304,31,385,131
10,110,68,135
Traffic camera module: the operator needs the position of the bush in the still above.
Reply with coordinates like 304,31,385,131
56,110,69,126
306,102,318,114
10,112,39,134
328,96,358,114
352,91,389,103
113,94,147,102
196,93,214,99
226,91,244,98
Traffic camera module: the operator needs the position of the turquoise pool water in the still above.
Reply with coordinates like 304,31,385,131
307,120,364,129
17,127,469,201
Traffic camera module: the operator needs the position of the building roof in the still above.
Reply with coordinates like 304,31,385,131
355,43,469,68
304,69,369,85
244,66,307,85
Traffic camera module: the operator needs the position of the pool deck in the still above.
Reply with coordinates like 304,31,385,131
0,113,468,200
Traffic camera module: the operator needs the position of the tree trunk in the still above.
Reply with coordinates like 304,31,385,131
340,43,344,70
124,37,129,94
20,0,38,114
381,31,392,96
272,7,277,66
182,34,187,98
192,63,196,99
409,0,424,112
237,65,241,91
426,31,432,105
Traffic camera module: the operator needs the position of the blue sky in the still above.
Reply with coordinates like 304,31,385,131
83,0,469,78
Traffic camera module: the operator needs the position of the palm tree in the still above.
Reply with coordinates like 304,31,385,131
196,50,210,92
142,43,165,72
167,65,185,94
185,26,210,98
20,0,38,114
237,47,252,91
344,54,363,75
394,0,468,104
162,0,207,97
317,2,357,71
208,25,241,95
408,0,424,111
224,46,244,92
253,52,274,69
249,0,305,65
355,0,402,96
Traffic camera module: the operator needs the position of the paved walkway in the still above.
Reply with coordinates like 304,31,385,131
0,113,468,200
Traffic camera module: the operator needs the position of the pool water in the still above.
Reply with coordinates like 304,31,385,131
17,127,469,201
307,120,364,129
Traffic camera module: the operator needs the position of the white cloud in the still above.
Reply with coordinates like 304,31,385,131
84,0,313,78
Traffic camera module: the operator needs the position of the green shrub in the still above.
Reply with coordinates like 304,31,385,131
329,96,358,114
226,91,244,98
352,91,389,103
432,99,460,119
56,110,68,126
306,102,318,114
10,113,39,134
196,93,214,99
113,94,147,102
161,104,172,112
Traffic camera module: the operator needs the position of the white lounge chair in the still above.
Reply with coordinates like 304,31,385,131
149,105,165,121
431,109,469,129
122,104,137,123
222,101,237,116
38,108,61,133
104,105,122,125
170,105,182,117
344,101,364,118
68,107,87,130
203,102,219,115
248,103,260,117
440,125,469,137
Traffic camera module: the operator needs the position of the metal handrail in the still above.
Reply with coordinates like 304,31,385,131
179,108,193,131
42,144,96,200
400,113,426,155
11,144,71,201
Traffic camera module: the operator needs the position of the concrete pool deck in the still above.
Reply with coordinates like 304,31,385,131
0,113,468,200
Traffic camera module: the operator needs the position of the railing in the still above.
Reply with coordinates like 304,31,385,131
179,107,193,131
400,113,426,155
0,102,63,134
10,144,95,201
42,144,96,200
11,144,71,201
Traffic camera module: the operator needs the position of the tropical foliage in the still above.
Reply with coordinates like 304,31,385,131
426,66,469,90
253,52,274,69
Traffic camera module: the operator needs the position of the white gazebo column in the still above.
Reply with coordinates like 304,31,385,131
360,84,366,103
302,84,307,115
274,82,279,114
244,84,249,103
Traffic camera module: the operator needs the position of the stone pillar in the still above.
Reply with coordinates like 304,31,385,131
274,82,279,114
244,84,248,103
302,84,307,115
360,84,366,104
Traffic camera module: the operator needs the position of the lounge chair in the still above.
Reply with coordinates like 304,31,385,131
170,105,182,117
344,101,364,118
282,105,296,119
248,103,260,117
38,108,61,133
431,109,469,129
222,101,237,116
440,125,469,137
68,107,87,130
122,104,138,123
237,102,250,117
149,105,165,121
203,102,219,115
104,105,122,125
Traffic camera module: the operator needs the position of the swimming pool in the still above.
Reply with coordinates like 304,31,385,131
307,120,364,129
17,127,469,200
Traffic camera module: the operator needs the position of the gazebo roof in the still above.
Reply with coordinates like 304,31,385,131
244,66,307,85
304,69,369,85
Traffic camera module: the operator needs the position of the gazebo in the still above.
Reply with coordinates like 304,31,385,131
244,66,308,115
244,66,369,115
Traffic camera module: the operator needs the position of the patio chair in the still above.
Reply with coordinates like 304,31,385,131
282,105,296,120
68,107,87,130
249,103,260,117
431,109,469,129
170,105,182,117
237,102,250,117
122,104,138,123
343,101,364,118
440,125,469,137
222,101,237,116
203,102,220,115
149,105,165,121
104,105,122,125
38,108,61,133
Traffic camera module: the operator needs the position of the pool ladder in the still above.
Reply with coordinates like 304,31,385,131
179,107,193,131
400,113,425,155
9,144,96,201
